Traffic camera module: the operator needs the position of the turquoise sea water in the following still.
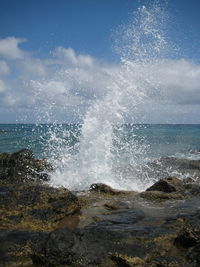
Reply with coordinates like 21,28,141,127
1,123,200,190
0,124,200,161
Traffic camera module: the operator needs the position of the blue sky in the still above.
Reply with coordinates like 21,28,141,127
0,0,200,123
1,0,200,61
0,0,138,61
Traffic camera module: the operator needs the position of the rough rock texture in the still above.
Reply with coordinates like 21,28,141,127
146,176,183,193
1,151,200,266
0,149,80,266
0,149,52,183
31,178,200,266
89,183,129,195
140,176,200,202
0,184,80,231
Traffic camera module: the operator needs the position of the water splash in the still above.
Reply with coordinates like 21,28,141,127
32,3,171,191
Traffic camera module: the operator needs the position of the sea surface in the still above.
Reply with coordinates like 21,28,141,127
0,124,200,159
1,124,200,190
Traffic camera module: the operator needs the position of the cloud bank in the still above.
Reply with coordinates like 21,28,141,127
0,37,200,123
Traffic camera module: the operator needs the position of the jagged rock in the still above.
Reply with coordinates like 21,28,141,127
31,222,155,266
140,190,184,201
109,254,145,266
150,255,181,267
104,200,132,210
0,184,80,231
174,212,200,249
185,183,200,196
1,151,200,266
0,149,52,183
89,183,127,195
145,157,200,181
0,229,48,266
187,244,200,266
146,176,183,193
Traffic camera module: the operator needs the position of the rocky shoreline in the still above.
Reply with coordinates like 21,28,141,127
1,149,200,266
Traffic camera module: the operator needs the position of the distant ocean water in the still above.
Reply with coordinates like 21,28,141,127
1,123,200,190
0,124,200,160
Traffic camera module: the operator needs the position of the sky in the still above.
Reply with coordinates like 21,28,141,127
0,0,200,123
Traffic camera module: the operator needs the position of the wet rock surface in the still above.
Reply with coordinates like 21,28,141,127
1,150,200,266
0,150,80,266
0,149,52,183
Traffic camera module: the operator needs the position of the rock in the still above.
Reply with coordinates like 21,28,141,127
104,200,132,210
0,184,80,231
31,223,155,266
187,243,200,266
109,254,145,266
1,150,200,266
96,209,145,225
0,149,52,183
143,157,200,182
150,255,181,267
30,191,200,266
0,229,48,266
174,212,200,249
185,184,200,196
140,191,184,201
146,176,183,193
89,183,128,195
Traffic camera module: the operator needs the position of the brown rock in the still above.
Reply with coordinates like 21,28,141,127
146,176,183,193
89,183,125,195
140,191,184,201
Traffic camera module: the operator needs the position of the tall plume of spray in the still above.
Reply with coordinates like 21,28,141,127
34,2,171,191
74,2,170,190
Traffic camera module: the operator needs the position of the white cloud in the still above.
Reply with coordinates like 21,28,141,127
0,37,26,59
20,58,47,78
54,47,94,67
0,80,7,93
146,59,200,105
0,37,200,123
0,61,10,76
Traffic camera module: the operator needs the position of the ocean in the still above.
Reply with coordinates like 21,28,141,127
0,124,199,159
0,123,200,191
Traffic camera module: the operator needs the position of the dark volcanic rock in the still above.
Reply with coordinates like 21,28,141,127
1,152,200,266
0,229,48,266
96,209,145,225
174,212,200,249
187,243,200,266
146,176,183,193
0,149,52,183
150,255,181,267
32,223,156,266
89,183,128,195
0,184,80,231
0,149,82,265
140,190,184,201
